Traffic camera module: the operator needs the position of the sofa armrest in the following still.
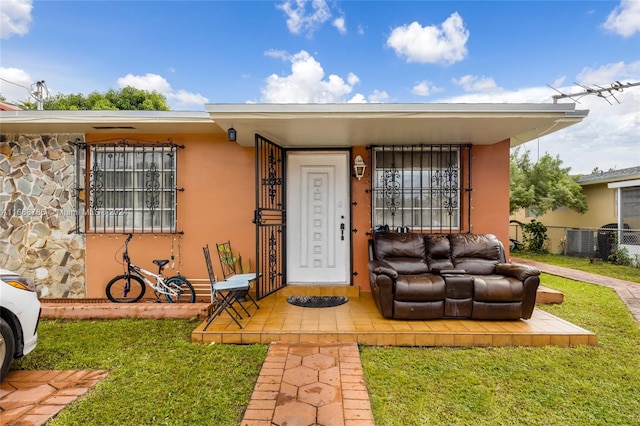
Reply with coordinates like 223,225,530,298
368,259,399,279
495,263,540,281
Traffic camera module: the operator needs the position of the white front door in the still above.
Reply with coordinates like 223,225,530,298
287,151,350,284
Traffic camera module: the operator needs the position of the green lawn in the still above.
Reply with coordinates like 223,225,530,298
513,252,640,283
14,319,268,425
14,255,640,425
361,273,640,425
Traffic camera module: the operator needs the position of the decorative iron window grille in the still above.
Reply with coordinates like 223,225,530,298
81,139,183,234
371,145,469,232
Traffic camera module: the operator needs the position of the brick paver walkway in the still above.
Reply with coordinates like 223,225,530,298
241,342,374,426
0,370,108,425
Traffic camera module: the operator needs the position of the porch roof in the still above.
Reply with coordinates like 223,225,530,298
0,103,589,148
205,103,589,148
0,110,220,135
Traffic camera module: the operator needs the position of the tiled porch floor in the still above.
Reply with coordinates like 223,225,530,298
191,286,597,347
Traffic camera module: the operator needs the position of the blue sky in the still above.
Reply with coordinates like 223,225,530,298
1,0,639,173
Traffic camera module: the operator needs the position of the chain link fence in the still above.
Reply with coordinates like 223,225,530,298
509,223,640,266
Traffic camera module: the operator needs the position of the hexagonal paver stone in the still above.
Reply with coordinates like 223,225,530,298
319,366,340,386
298,382,338,407
302,353,335,370
285,353,302,369
282,366,318,387
272,400,317,426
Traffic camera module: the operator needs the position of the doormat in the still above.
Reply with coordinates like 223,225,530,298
287,295,348,308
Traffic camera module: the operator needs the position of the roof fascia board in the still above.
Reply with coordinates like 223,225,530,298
608,179,640,189
0,110,212,123
205,102,581,114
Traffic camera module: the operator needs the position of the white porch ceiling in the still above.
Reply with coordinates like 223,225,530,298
0,104,588,149
206,103,588,148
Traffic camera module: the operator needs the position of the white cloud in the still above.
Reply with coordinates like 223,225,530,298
437,61,640,174
333,16,346,34
117,73,172,93
0,67,33,103
452,75,501,93
576,61,640,86
412,80,444,97
261,50,354,102
167,90,208,106
347,93,367,103
386,12,469,64
261,50,387,103
265,49,290,60
0,0,32,39
602,0,640,38
117,73,208,108
277,0,331,36
368,90,389,103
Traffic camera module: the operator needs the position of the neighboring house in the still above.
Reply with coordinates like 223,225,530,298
0,102,22,111
0,103,588,299
511,166,640,261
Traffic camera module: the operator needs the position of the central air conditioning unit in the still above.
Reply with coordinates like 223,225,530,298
566,229,597,258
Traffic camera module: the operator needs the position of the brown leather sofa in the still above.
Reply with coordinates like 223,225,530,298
368,232,540,320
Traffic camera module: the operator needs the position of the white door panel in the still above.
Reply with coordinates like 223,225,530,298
287,152,350,284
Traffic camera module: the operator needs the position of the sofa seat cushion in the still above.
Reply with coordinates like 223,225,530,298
473,275,524,302
395,274,445,302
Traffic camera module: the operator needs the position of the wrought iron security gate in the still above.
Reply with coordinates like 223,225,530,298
254,134,286,299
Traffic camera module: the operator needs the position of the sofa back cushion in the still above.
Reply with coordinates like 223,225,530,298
424,234,454,270
449,234,502,275
374,232,429,274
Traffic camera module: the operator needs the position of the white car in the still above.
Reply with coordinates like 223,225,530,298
0,269,41,382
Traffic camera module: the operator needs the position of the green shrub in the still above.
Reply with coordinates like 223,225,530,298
521,219,549,254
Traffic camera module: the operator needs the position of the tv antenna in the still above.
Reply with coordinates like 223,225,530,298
549,80,640,104
30,80,50,110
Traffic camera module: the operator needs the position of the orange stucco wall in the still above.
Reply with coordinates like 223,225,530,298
469,140,511,251
84,136,513,297
85,133,256,298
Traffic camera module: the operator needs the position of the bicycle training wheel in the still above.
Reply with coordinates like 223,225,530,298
164,276,196,303
106,274,145,303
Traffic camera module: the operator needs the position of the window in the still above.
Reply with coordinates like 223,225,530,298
87,142,179,233
372,145,466,232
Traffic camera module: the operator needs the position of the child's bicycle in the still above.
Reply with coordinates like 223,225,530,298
106,234,196,303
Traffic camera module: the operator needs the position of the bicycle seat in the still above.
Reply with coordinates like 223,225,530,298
153,259,170,268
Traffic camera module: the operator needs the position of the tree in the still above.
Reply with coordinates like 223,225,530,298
510,147,587,215
36,86,170,111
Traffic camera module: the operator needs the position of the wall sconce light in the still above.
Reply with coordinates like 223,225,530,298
227,127,237,142
353,155,366,180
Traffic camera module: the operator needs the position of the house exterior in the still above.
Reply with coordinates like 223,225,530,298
1,103,588,299
510,166,640,261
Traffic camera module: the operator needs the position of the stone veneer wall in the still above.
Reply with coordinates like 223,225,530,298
0,133,86,298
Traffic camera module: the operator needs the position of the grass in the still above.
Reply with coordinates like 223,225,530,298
12,254,640,425
14,319,268,425
513,252,640,283
360,273,640,425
